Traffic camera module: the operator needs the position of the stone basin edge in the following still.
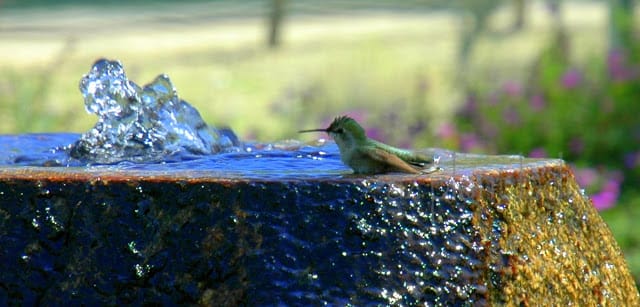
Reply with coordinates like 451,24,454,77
0,158,566,184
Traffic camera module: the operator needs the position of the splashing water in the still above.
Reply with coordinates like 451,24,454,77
69,59,240,163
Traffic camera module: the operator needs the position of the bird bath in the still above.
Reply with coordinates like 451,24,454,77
0,60,637,305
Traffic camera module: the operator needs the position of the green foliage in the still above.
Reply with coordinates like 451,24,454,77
447,33,640,286
454,36,640,189
0,69,52,132
600,191,640,292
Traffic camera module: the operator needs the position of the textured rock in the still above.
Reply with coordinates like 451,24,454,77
0,157,637,305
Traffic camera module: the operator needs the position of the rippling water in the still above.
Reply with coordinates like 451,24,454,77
0,133,549,181
0,133,351,179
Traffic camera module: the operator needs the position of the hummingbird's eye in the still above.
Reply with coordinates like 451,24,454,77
334,128,344,134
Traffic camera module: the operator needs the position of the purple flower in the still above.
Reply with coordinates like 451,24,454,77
366,126,386,142
503,107,520,126
591,178,621,211
561,68,582,89
529,94,546,112
459,94,477,118
436,122,457,139
528,148,547,158
569,138,584,155
624,151,640,169
573,167,623,211
574,167,598,188
460,133,481,152
607,49,639,81
502,81,523,97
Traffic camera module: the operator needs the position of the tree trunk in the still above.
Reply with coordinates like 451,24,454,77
267,0,286,48
512,0,526,30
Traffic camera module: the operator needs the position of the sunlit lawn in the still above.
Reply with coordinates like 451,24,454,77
1,0,638,288
0,1,609,140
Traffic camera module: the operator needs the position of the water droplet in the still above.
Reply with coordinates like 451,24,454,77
128,241,141,255
31,218,40,230
134,263,152,278
71,59,241,163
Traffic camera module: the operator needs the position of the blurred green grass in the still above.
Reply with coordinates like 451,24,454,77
0,1,609,141
1,0,639,288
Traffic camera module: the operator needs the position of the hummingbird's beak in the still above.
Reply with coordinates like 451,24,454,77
298,128,328,133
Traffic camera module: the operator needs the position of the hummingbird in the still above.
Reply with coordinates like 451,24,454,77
299,116,435,174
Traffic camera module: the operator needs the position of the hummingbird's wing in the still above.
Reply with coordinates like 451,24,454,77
369,140,431,166
405,156,430,167
359,147,421,174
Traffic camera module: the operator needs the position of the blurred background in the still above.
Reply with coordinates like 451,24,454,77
0,0,638,288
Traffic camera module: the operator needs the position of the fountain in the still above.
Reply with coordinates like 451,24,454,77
0,59,637,305
74,59,240,164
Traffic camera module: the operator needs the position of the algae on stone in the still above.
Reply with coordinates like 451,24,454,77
473,164,639,305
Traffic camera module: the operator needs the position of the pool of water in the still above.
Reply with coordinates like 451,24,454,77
0,133,558,182
0,133,351,180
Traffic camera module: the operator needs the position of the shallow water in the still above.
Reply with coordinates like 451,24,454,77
0,133,351,179
0,133,560,182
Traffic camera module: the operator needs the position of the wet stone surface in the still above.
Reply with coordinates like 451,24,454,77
0,149,638,305
0,173,484,305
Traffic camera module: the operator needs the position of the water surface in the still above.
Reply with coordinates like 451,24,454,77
0,133,351,180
